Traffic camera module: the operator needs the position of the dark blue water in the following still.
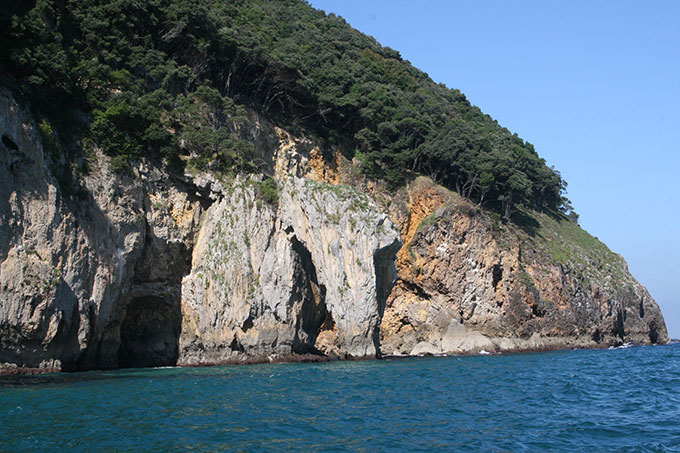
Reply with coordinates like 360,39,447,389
2,343,679,451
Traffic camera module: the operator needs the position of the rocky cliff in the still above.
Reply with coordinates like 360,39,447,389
179,176,399,364
0,88,668,372
380,177,669,354
0,88,399,371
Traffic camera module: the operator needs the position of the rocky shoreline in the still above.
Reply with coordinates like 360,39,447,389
4,340,675,378
0,88,668,373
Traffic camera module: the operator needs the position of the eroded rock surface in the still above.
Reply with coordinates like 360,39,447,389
0,88,668,372
0,88,205,370
179,177,400,364
0,89,399,370
380,177,669,355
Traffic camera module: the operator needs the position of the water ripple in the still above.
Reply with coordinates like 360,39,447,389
2,344,680,450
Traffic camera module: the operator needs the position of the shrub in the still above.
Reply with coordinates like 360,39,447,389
257,178,279,207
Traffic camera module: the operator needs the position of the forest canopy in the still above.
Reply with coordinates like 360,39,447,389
1,0,574,218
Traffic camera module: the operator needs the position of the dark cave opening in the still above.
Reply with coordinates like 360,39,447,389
649,323,659,344
2,134,18,151
491,264,503,290
290,234,328,355
118,296,181,368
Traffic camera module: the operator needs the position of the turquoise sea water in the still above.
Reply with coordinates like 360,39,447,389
1,343,679,451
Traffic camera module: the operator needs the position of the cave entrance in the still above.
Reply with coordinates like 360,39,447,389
118,296,181,368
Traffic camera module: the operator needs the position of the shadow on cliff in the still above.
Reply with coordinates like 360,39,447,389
509,208,569,238
64,170,203,371
117,294,182,369
509,209,541,237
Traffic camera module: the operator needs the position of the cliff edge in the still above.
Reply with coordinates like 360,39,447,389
0,88,400,370
380,177,668,355
0,88,668,372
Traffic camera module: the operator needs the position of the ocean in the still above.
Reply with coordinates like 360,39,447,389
2,343,679,451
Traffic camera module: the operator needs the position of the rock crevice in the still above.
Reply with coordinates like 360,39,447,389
0,89,668,372
379,177,669,355
178,176,401,364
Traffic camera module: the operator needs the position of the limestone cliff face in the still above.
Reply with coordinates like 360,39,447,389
0,88,203,370
179,177,399,364
379,177,669,355
0,87,668,372
0,89,398,370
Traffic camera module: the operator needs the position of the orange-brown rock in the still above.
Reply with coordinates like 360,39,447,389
380,177,668,355
0,85,667,373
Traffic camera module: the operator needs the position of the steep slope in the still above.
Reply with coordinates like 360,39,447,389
0,1,669,372
379,178,668,354
0,89,399,370
0,87,668,372
2,0,568,217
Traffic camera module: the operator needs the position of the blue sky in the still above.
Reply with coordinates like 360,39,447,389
309,0,680,338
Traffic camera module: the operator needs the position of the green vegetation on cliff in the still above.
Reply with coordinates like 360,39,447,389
1,0,573,218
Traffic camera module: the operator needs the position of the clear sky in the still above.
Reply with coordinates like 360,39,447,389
309,0,680,338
